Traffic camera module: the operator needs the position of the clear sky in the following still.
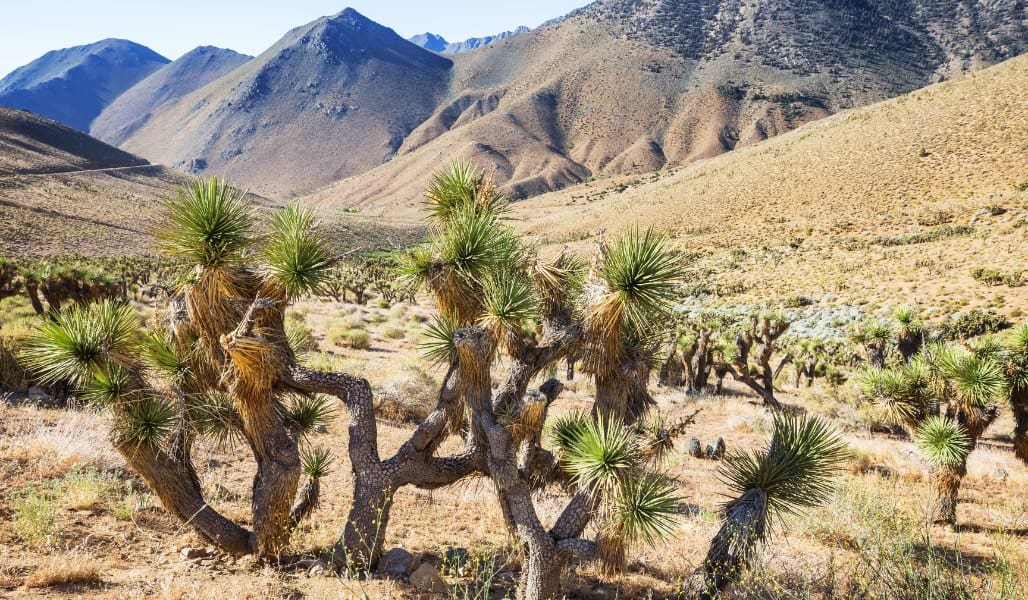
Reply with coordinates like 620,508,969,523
0,0,590,78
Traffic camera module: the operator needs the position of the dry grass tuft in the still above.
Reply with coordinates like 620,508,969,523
24,555,102,589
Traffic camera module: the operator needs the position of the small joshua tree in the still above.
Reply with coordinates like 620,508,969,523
693,413,848,598
853,318,894,368
860,341,1007,524
726,312,791,408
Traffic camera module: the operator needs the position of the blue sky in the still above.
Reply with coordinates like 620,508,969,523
0,0,589,78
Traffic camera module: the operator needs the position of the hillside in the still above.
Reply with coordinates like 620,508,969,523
0,39,169,132
113,9,453,197
508,53,1028,315
90,46,251,146
304,0,1028,211
0,107,148,176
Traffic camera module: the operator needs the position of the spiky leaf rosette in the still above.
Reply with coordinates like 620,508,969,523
424,160,508,225
564,418,638,494
289,394,336,438
22,300,140,387
81,363,139,408
720,413,848,529
941,351,1007,411
583,228,684,375
1004,323,1028,392
157,178,252,268
419,312,460,366
612,471,680,547
478,272,538,354
141,332,192,385
300,446,334,479
260,204,332,299
116,397,178,449
549,410,591,455
854,319,894,345
915,416,971,467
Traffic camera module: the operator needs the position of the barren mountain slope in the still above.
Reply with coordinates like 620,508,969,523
0,39,169,132
114,9,453,198
90,46,252,146
512,54,1028,314
0,108,148,176
304,0,1027,212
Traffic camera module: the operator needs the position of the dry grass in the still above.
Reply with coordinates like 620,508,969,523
23,554,102,589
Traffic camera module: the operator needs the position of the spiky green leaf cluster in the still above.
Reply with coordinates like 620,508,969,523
261,204,333,299
419,312,460,366
548,410,591,454
598,228,684,332
141,332,191,385
301,446,334,478
719,413,848,526
80,364,137,407
424,160,508,224
289,395,336,437
188,393,241,447
915,416,971,467
940,350,1006,411
22,300,140,386
613,472,681,547
564,418,638,493
158,178,252,267
116,397,178,448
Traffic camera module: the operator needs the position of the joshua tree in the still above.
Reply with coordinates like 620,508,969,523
1000,324,1028,463
853,318,894,368
860,341,1007,524
726,312,791,408
693,413,848,598
401,160,690,597
893,305,926,362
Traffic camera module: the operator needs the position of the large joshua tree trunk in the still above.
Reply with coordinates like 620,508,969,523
697,489,768,599
1011,387,1028,464
929,460,966,525
118,441,256,555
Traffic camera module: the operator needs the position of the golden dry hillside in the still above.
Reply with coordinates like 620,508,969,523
506,53,1028,316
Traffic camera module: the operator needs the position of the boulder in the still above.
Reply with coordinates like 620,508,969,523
379,547,418,579
686,437,703,458
706,437,726,460
409,562,447,594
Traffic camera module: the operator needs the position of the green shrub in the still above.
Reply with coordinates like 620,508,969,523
330,328,371,350
10,486,59,543
937,309,1011,340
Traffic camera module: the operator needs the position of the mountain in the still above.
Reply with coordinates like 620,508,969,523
304,0,1028,214
509,54,1028,312
0,39,169,132
408,33,449,53
112,9,453,197
90,46,251,146
409,27,531,54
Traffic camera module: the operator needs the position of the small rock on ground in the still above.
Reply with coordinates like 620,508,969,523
409,562,447,594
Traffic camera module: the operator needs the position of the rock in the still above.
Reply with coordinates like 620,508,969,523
27,386,50,400
706,437,726,460
443,547,470,576
180,547,208,560
379,547,417,579
408,563,447,594
687,437,704,458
